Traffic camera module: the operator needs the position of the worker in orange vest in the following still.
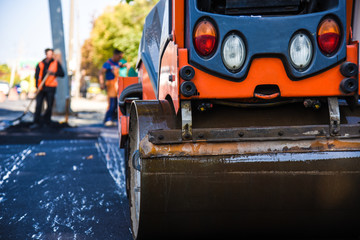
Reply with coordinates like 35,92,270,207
99,49,127,127
31,48,65,129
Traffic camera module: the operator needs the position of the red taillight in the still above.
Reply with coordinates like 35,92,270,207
317,18,341,55
194,20,217,57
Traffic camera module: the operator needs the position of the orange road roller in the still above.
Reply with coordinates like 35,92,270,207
118,0,360,239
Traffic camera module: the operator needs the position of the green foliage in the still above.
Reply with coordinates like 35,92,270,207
0,64,25,85
81,0,158,77
81,39,99,77
0,64,10,77
0,64,11,82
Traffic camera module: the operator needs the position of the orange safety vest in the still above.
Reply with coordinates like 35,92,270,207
38,60,59,88
105,61,119,98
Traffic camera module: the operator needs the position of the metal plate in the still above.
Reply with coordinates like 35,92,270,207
149,124,360,145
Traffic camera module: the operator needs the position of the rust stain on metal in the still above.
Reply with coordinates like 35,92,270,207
143,171,360,176
310,141,327,150
140,135,360,158
310,139,360,150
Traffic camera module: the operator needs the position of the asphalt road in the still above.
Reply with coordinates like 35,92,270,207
2,98,359,240
0,123,133,240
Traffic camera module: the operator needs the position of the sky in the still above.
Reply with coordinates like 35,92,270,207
0,0,120,65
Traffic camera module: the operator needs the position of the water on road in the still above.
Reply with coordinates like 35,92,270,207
0,132,132,239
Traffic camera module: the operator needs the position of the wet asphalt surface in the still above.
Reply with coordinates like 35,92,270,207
0,124,133,240
2,102,360,240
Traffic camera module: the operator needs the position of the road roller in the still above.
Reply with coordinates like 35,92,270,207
118,0,360,239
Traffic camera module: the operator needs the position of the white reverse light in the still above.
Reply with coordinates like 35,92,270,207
289,33,313,69
222,34,246,71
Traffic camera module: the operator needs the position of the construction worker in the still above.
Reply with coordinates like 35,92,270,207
31,48,65,129
99,49,127,127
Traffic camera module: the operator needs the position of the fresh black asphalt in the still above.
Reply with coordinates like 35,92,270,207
0,124,132,240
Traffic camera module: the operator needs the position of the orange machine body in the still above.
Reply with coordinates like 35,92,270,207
120,0,359,141
157,0,358,114
117,76,139,143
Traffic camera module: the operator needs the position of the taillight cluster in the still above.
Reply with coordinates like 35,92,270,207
194,20,217,57
317,18,341,55
192,16,342,72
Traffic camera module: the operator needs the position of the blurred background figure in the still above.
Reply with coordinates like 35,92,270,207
79,69,89,98
53,48,63,63
31,48,65,129
99,49,127,127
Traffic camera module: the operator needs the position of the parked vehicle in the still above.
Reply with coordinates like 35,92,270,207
87,82,102,97
118,1,360,239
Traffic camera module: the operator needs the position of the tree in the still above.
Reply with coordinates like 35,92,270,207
0,64,21,85
81,0,158,79
0,64,11,80
81,39,99,78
